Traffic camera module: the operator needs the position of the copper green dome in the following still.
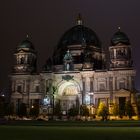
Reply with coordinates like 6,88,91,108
57,24,101,48
111,28,130,45
18,39,34,50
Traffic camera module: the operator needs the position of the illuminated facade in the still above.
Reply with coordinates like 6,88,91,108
10,16,136,115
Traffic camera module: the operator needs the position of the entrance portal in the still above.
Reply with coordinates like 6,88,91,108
57,81,81,113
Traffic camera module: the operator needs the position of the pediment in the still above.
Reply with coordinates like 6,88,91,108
18,49,26,53
115,89,131,95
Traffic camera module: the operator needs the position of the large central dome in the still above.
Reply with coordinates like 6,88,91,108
57,24,101,49
53,15,103,67
57,14,101,49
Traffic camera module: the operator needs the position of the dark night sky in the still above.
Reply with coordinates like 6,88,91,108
0,0,140,91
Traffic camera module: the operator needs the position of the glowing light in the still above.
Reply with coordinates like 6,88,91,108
58,81,80,96
85,94,90,105
43,97,50,105
63,85,78,95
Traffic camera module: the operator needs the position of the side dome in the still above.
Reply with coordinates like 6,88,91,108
18,39,34,50
57,25,101,49
111,27,130,45
17,35,35,50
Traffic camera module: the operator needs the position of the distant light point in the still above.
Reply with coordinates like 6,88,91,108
118,26,121,31
26,34,29,39
77,13,83,25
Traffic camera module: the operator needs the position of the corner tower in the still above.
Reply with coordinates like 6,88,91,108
109,27,132,70
10,36,41,115
13,35,37,74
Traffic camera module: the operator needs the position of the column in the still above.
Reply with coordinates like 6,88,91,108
106,77,109,91
114,77,117,90
95,98,99,107
94,78,98,91
86,77,90,92
26,79,30,115
82,77,85,104
90,77,94,92
128,76,131,90
114,49,116,59
126,76,129,90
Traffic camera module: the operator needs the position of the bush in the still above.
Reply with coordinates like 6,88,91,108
30,103,39,117
97,102,109,121
18,103,27,117
125,100,135,119
80,105,89,116
112,103,119,117
68,105,79,117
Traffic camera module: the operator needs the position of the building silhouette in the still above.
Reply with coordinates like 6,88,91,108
10,15,137,116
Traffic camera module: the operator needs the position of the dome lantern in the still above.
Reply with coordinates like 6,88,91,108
76,13,83,25
118,26,121,31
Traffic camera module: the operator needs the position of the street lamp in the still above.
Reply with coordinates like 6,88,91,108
51,86,57,119
0,93,6,117
52,92,54,118
89,92,94,115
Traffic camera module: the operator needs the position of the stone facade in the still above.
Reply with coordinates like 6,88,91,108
10,16,137,115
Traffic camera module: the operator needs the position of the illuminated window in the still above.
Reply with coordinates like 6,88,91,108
85,94,90,105
43,97,50,105
63,85,77,95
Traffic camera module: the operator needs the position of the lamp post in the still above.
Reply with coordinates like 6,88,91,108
26,79,30,116
0,93,5,117
52,91,54,118
51,86,56,120
89,92,94,116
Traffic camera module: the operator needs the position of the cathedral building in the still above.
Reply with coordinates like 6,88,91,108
10,15,136,116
